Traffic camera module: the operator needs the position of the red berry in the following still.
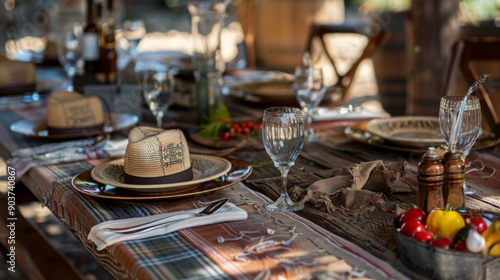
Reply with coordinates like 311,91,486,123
220,132,230,141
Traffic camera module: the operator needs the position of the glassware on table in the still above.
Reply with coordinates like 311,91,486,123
439,95,482,194
142,69,175,128
262,107,305,212
57,24,83,92
186,0,230,124
122,19,146,58
293,65,326,138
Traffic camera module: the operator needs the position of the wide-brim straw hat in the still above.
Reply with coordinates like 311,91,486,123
91,126,231,192
46,90,105,135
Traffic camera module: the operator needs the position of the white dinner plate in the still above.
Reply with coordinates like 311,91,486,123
365,116,445,147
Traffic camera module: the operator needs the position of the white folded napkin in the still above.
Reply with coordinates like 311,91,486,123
88,202,247,251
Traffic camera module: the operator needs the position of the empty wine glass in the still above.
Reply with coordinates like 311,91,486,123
262,107,305,212
439,95,482,194
293,66,326,138
57,24,83,91
142,69,175,128
122,19,146,58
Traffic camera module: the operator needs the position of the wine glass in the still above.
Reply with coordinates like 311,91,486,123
142,69,175,128
57,24,83,92
262,107,305,212
293,66,326,138
122,19,146,58
439,95,482,194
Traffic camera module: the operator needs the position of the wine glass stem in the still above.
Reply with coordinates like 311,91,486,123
155,111,164,128
66,69,76,92
280,169,290,196
156,115,163,128
303,111,313,136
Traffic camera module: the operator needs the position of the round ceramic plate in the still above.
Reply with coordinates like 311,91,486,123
235,80,294,98
230,80,297,105
71,158,252,200
10,113,138,139
345,126,499,153
90,155,232,193
365,116,445,147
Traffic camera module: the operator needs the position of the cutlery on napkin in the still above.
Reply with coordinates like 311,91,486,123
8,137,128,177
88,202,247,250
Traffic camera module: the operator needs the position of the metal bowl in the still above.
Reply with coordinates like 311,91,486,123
393,211,500,280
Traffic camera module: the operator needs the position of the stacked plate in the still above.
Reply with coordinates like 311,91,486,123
365,116,445,148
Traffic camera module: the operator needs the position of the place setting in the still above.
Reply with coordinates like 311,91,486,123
9,90,138,139
71,126,253,200
344,115,499,153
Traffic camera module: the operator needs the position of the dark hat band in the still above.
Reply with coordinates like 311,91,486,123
123,166,194,185
47,123,105,135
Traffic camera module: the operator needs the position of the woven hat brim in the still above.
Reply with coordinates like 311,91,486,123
91,155,231,192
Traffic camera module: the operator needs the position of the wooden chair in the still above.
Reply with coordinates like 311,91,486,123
304,20,387,103
443,37,500,133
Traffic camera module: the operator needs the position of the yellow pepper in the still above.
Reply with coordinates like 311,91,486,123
426,205,465,241
482,219,500,256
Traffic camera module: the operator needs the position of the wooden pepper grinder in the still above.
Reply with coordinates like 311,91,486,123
443,151,465,208
417,147,445,214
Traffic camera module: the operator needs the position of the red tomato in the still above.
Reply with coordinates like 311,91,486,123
399,208,427,225
454,240,468,252
400,220,425,237
432,236,453,249
464,216,488,234
413,231,434,243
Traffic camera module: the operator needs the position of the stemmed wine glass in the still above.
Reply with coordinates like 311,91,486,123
262,107,305,212
293,65,326,138
57,24,83,92
122,19,146,58
439,95,482,194
142,69,175,128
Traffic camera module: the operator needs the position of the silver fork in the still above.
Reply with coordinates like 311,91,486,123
106,199,229,234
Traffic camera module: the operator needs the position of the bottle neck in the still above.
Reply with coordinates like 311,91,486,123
86,0,96,27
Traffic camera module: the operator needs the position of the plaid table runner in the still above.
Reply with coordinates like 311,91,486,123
19,159,408,279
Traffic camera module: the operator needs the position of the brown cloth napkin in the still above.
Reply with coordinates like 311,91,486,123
290,160,418,216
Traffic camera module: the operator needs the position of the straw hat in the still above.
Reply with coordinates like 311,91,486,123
46,90,105,135
0,55,36,95
91,127,232,192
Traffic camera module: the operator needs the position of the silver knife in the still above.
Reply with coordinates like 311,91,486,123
106,198,229,233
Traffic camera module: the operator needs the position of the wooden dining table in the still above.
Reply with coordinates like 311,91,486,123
1,68,500,280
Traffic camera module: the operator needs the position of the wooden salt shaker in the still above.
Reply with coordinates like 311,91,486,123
417,147,445,214
443,151,465,208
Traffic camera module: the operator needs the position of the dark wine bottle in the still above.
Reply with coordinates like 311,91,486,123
82,0,100,74
97,0,117,84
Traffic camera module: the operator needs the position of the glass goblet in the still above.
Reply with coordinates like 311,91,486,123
262,107,305,212
439,95,482,194
57,24,83,92
293,66,326,138
122,19,146,58
142,69,175,128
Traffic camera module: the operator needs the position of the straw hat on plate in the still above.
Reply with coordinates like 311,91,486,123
46,90,105,135
91,126,232,192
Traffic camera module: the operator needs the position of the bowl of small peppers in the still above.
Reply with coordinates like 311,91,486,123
393,204,500,280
